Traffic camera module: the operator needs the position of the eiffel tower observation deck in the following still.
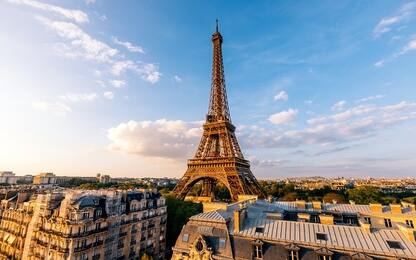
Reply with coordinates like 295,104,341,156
173,21,265,201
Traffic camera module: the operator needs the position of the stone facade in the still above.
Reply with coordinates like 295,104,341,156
0,189,167,260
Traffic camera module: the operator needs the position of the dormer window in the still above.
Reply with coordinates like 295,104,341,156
82,211,90,219
384,218,392,228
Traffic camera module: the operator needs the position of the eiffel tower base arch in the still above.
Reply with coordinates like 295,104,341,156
173,158,264,202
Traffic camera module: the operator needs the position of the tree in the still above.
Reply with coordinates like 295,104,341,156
165,195,203,258
347,186,382,204
279,192,299,201
322,192,346,203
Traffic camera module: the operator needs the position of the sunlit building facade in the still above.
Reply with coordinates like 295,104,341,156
0,189,167,260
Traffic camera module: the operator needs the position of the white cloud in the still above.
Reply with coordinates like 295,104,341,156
98,14,107,21
112,37,144,53
357,95,385,103
400,38,416,54
248,156,289,167
331,100,346,111
308,104,376,124
85,0,95,4
110,80,126,88
249,101,416,149
60,93,98,102
103,91,114,100
373,2,416,37
36,16,118,63
107,119,202,159
268,108,298,125
173,75,182,82
32,101,71,116
7,0,89,23
274,90,288,101
110,60,161,84
374,60,385,67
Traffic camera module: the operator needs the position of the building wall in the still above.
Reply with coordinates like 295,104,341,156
0,189,167,260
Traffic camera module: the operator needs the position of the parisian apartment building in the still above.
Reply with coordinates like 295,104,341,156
172,198,416,260
0,188,167,260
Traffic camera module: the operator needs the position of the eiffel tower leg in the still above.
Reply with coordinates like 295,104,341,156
200,179,215,197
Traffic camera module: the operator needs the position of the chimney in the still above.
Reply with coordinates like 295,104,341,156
390,204,402,214
370,203,383,213
312,201,322,210
360,221,372,233
296,200,306,210
233,208,246,233
319,214,334,225
297,213,310,222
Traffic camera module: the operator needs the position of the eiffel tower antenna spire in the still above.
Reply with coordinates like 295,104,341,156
216,18,219,32
208,18,230,123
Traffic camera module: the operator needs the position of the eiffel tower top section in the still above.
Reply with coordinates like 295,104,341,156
207,19,231,123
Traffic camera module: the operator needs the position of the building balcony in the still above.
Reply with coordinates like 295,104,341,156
74,243,92,252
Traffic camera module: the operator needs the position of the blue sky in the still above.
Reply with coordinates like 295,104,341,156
1,0,416,178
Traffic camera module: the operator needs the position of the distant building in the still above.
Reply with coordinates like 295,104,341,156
0,171,17,185
0,189,167,259
172,198,416,260
96,173,111,184
32,172,57,185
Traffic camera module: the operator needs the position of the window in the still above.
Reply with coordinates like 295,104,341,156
387,240,403,249
406,220,414,228
82,211,90,219
316,233,327,241
254,244,263,259
253,240,263,259
288,250,299,260
182,233,189,242
384,218,392,228
364,217,371,224
219,238,226,249
255,227,264,233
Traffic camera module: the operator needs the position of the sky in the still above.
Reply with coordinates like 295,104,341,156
1,0,416,179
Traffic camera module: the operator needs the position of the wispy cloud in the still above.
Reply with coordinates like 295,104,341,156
331,100,346,111
243,101,416,150
357,95,385,103
103,91,114,100
60,93,98,102
32,101,71,116
112,37,144,54
373,2,416,37
173,75,182,82
110,79,126,88
7,0,89,23
36,16,118,63
274,90,288,101
110,60,161,84
268,108,298,125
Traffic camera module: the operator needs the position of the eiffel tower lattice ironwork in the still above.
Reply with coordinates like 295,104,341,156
173,21,265,201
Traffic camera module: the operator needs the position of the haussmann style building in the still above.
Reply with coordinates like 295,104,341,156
0,189,167,260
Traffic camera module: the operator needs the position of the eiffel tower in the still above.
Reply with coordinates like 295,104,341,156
173,21,265,201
